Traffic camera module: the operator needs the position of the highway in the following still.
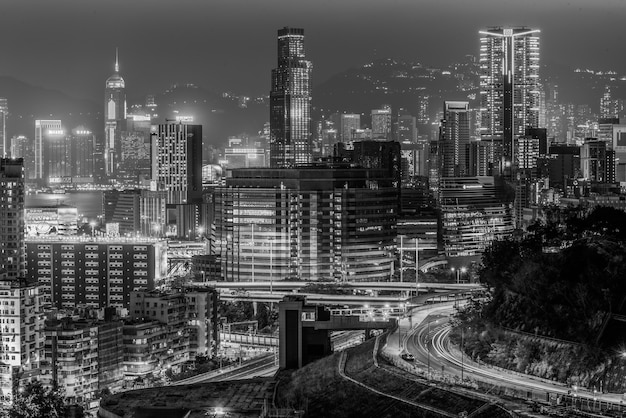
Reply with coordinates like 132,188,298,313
400,308,626,410
172,353,277,385
194,280,482,293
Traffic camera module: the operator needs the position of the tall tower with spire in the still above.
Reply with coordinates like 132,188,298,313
104,48,127,177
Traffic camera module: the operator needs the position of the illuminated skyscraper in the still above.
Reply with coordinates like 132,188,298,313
270,27,312,168
371,107,392,140
34,119,62,181
479,27,541,176
104,49,127,177
0,98,7,158
440,101,470,177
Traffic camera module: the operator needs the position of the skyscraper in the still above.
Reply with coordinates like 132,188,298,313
270,27,312,168
154,122,203,205
0,98,7,158
440,101,470,177
34,120,62,181
104,49,127,177
0,158,25,279
479,27,541,176
371,107,392,140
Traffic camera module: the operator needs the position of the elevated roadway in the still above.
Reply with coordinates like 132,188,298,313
194,280,481,293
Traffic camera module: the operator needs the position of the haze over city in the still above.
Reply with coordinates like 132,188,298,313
2,1,626,417
1,0,625,100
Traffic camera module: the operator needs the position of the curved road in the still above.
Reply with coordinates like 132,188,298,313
403,311,626,408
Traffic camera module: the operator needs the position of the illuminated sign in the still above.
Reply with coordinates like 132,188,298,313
175,116,194,122
47,130,65,135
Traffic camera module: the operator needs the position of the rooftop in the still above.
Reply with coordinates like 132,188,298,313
99,378,276,418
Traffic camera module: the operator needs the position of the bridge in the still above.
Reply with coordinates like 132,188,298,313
218,288,482,309
193,280,481,293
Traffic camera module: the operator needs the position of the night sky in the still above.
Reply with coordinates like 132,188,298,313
1,0,624,102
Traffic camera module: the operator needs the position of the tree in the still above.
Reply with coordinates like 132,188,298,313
5,381,66,418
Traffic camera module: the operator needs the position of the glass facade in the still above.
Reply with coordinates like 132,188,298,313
440,176,514,258
212,166,398,282
270,27,312,168
479,27,540,175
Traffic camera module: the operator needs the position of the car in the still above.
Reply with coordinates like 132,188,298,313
401,352,415,362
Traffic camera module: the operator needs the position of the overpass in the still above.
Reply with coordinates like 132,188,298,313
193,280,482,293
219,288,480,309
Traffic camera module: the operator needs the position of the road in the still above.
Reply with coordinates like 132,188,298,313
172,353,278,385
399,307,626,408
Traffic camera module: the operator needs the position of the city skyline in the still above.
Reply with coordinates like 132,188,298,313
0,0,624,101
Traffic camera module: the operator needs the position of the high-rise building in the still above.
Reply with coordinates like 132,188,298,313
270,27,312,168
581,139,614,183
334,113,361,143
154,122,203,205
34,120,62,181
440,176,514,259
440,101,470,177
25,237,167,310
397,112,417,144
479,27,541,176
10,135,28,161
0,278,45,405
212,166,397,282
0,98,7,158
0,158,25,279
71,127,96,181
371,107,392,139
104,49,127,177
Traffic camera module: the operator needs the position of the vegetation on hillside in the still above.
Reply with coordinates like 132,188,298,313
453,206,626,389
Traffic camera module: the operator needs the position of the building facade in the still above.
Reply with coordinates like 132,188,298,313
0,278,44,405
154,122,203,205
479,27,540,176
212,166,397,282
440,176,514,259
440,101,470,177
0,158,25,279
270,27,312,168
25,237,167,310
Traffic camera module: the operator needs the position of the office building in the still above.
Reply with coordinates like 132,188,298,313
613,125,626,183
270,27,312,168
104,49,127,177
440,101,470,177
335,113,361,143
71,127,96,181
479,27,541,175
10,135,29,161
25,237,167,310
34,120,62,181
212,166,397,282
440,176,514,259
0,158,25,279
371,107,392,140
103,189,167,236
154,122,203,205
581,139,615,184
0,278,44,405
0,98,7,158
397,112,417,144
